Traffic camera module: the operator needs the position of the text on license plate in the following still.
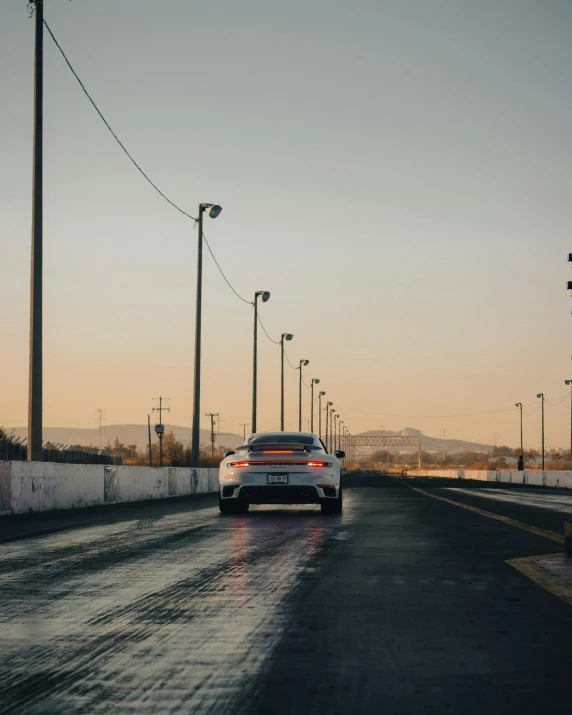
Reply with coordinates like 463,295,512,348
268,473,288,484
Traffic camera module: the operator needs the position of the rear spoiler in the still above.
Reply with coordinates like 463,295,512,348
247,442,313,453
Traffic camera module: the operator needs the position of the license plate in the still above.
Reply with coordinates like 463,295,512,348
268,473,288,484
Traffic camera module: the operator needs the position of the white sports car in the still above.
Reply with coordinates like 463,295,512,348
218,432,345,514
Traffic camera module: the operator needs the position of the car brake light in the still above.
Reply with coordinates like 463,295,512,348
262,450,294,454
228,460,332,468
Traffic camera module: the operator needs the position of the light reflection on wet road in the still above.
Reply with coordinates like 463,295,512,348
0,500,349,714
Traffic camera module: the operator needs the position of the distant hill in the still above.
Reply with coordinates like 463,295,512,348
6,424,497,455
356,427,494,454
7,424,245,452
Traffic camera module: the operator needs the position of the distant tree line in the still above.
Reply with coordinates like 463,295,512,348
119,432,228,468
363,446,572,471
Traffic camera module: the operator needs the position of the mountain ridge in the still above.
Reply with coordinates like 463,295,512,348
5,424,497,454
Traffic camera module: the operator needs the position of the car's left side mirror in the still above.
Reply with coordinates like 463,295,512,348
224,450,235,458
335,450,346,459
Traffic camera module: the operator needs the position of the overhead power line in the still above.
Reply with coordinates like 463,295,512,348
283,350,298,370
257,315,281,344
544,391,571,406
45,19,262,313
201,229,252,305
43,19,197,221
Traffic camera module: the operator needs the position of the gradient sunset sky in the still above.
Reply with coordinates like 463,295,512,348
2,0,572,449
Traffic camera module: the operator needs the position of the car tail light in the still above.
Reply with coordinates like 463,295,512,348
228,460,332,468
262,450,294,454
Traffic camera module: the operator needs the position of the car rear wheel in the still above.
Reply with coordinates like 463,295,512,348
321,485,342,514
219,497,249,514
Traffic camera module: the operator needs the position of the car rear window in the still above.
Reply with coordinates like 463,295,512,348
247,434,315,445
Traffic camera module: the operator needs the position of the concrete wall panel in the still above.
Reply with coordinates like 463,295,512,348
409,468,572,489
9,462,104,513
1,462,220,515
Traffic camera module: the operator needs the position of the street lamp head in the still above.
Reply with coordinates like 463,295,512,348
301,359,309,366
256,290,271,302
313,378,320,385
537,393,543,399
283,333,294,341
319,391,326,396
515,402,522,407
200,203,222,218
566,380,572,385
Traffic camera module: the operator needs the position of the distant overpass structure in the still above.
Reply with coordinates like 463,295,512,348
348,435,421,469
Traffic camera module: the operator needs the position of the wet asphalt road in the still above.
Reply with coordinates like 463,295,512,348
1,473,571,714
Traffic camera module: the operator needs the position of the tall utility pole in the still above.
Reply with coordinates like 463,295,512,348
205,413,219,458
239,423,250,441
310,379,320,433
147,414,152,466
191,203,222,467
252,290,270,434
297,359,309,431
280,333,293,430
152,397,170,467
565,381,572,469
515,403,524,467
537,393,545,470
325,402,333,451
28,0,44,462
441,428,447,465
318,391,326,439
330,409,336,452
95,408,106,449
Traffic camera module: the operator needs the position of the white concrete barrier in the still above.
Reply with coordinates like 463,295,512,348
0,462,219,515
407,468,572,489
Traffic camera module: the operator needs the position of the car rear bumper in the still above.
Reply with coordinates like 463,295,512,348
220,483,339,503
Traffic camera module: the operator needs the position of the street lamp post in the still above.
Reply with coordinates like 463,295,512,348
536,393,545,470
330,409,336,452
334,414,338,451
565,381,572,470
252,290,271,434
297,359,309,431
515,402,523,470
318,391,326,438
339,420,343,457
310,379,320,433
280,333,293,431
325,401,333,449
191,203,222,466
28,0,44,462
332,414,337,451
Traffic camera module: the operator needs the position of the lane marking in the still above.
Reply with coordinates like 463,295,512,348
406,485,563,544
448,487,572,513
506,555,572,608
406,483,572,608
